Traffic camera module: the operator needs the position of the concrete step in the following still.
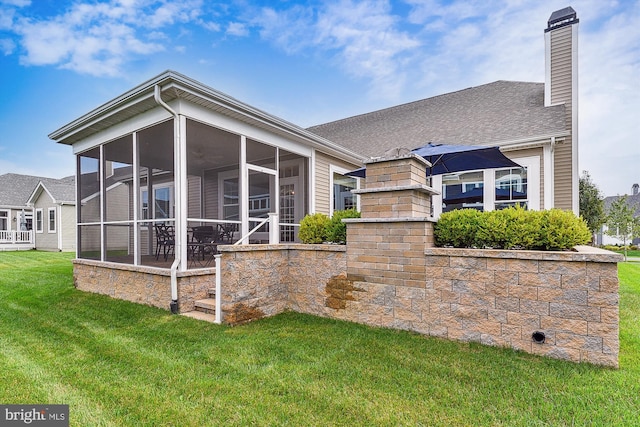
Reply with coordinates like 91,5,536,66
194,298,216,315
180,310,216,323
208,288,216,298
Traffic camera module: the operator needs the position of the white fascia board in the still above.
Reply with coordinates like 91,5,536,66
54,70,365,165
49,71,178,142
71,107,172,154
492,131,570,152
25,182,45,205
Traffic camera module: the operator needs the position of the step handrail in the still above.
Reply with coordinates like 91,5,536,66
232,216,270,245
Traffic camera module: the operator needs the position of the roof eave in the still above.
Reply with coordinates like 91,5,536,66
49,71,367,165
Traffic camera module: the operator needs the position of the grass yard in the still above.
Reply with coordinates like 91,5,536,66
1,251,639,426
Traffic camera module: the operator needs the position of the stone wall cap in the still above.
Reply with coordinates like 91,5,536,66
424,246,624,263
344,217,437,224
218,243,346,253
352,183,440,196
72,258,216,277
364,151,432,168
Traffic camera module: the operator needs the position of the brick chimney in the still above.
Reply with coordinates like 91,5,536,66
545,6,579,214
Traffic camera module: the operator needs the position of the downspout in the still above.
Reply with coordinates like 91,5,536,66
154,84,181,314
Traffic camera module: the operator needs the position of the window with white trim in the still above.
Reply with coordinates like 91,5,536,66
141,184,174,221
47,208,56,233
0,210,8,231
330,166,360,214
35,209,43,233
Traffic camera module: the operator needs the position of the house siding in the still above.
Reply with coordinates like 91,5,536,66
34,194,59,251
60,204,76,251
549,25,575,211
314,151,359,215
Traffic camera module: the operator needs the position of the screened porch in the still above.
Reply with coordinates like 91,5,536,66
76,117,309,270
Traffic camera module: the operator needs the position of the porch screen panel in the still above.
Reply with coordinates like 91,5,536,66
78,225,101,260
185,119,239,226
78,148,101,224
104,135,133,222
279,149,308,243
105,224,133,263
246,139,276,169
138,120,175,266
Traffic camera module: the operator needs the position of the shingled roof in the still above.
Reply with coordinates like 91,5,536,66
604,193,640,217
0,173,75,208
307,80,567,158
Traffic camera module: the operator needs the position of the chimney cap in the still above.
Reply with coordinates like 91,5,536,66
546,6,578,32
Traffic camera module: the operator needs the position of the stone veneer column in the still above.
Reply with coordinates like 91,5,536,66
344,153,439,287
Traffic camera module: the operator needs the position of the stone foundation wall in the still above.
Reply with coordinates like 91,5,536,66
73,260,213,312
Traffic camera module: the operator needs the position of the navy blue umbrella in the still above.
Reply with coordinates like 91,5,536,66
346,143,521,178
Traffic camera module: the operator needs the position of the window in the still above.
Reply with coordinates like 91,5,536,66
495,167,528,210
0,210,7,231
48,208,56,233
141,185,174,220
442,170,485,213
330,166,359,214
35,209,43,233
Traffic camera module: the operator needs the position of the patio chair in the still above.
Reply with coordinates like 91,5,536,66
189,226,217,265
216,223,236,245
155,224,175,261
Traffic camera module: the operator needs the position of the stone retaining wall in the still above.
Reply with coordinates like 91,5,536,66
73,259,213,312
218,244,620,367
219,244,346,324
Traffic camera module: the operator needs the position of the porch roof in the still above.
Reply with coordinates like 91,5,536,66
48,70,366,165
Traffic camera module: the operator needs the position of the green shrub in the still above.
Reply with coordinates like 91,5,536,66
325,209,361,243
539,208,591,251
435,207,590,251
298,213,330,244
476,205,544,249
434,209,483,248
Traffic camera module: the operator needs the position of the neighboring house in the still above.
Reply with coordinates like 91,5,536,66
26,178,76,251
48,7,579,270
0,173,75,251
597,183,640,246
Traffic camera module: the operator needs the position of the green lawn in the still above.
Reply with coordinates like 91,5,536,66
1,251,639,426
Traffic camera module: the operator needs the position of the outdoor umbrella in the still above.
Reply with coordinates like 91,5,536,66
346,143,521,178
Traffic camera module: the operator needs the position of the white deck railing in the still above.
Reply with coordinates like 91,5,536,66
0,230,33,244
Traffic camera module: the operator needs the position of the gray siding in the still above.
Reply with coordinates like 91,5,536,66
34,194,59,251
549,25,575,211
60,204,76,251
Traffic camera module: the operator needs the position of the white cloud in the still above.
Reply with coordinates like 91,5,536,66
0,38,15,54
252,0,420,99
9,0,203,76
0,0,31,7
227,22,248,37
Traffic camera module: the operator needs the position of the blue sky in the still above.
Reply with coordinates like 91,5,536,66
0,0,638,196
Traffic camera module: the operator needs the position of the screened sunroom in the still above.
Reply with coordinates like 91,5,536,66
51,71,364,271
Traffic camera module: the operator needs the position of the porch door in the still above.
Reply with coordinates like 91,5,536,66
246,166,277,243
279,160,303,242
